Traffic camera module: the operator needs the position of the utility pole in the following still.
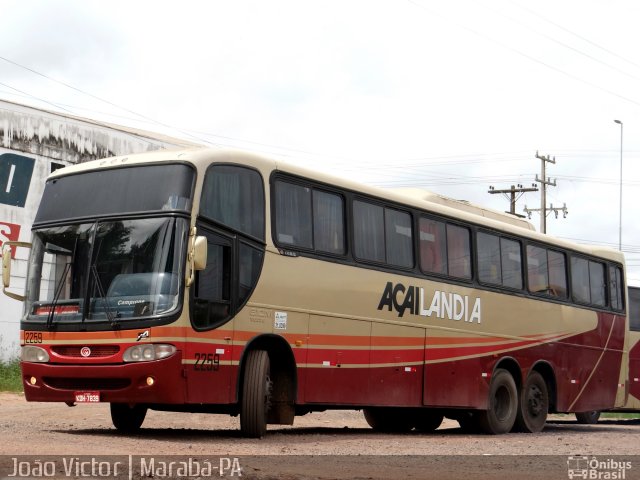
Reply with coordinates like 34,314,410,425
488,184,538,217
522,151,568,233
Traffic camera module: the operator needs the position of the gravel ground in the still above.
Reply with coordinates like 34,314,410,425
1,392,640,479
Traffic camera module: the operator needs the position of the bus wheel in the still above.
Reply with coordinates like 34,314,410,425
110,403,147,433
575,410,601,424
363,407,413,432
414,410,444,432
478,368,517,434
240,350,272,438
515,371,548,433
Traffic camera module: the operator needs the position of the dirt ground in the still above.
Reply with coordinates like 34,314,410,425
1,392,640,479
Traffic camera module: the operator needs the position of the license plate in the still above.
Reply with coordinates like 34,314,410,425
74,391,100,403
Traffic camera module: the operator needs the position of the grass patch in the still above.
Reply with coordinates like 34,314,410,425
601,412,640,419
0,358,23,392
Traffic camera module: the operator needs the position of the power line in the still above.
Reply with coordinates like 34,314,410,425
406,0,640,109
0,81,73,114
478,1,640,83
509,0,640,71
0,55,214,146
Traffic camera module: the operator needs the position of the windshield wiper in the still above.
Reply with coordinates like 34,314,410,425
46,263,71,330
91,266,121,329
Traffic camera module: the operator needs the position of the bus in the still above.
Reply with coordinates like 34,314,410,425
1,148,628,437
575,286,639,424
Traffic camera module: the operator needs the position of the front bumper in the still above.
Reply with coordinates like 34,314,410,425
21,352,185,404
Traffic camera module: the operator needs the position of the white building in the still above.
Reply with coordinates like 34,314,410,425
0,99,198,358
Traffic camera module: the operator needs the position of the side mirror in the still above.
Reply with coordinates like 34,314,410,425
193,236,208,271
2,241,31,301
2,245,11,288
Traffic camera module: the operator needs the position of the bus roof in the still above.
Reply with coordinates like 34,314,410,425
48,147,624,265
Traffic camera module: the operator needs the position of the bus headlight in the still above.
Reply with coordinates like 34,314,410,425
123,344,176,362
21,346,50,363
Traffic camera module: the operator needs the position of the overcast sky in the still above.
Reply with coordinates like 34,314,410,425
2,0,640,283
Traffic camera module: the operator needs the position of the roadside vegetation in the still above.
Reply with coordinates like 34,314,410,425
0,357,21,392
0,336,22,392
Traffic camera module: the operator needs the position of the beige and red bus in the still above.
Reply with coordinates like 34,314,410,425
1,148,627,437
575,286,639,424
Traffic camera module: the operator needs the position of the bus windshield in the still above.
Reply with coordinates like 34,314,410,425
24,217,188,327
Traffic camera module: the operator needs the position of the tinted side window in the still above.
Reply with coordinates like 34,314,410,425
353,200,385,263
609,266,624,311
478,232,501,285
629,287,640,331
571,256,590,304
447,224,471,279
548,250,567,298
200,165,264,239
385,208,413,268
274,181,312,249
589,261,606,307
527,246,549,294
527,246,566,298
501,238,523,290
419,217,447,275
313,191,345,255
192,231,232,329
570,256,605,306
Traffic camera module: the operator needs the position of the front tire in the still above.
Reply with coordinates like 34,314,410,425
110,403,147,433
515,371,548,433
240,350,272,438
478,368,518,434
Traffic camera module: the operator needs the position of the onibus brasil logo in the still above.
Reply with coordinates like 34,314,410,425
567,456,632,479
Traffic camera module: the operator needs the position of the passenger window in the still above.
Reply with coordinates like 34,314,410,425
447,224,471,279
589,261,606,307
353,200,385,263
313,190,345,255
419,217,447,275
501,238,523,290
629,287,640,331
274,181,346,256
478,232,501,285
274,181,313,249
547,250,567,298
385,208,413,268
571,256,590,304
609,266,624,311
527,246,549,294
570,256,605,306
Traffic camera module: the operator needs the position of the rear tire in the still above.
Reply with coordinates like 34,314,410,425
363,407,413,432
240,350,272,438
515,371,548,433
478,368,518,434
575,410,601,424
110,403,147,433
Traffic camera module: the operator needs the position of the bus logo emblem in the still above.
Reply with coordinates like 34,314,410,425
80,347,91,357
